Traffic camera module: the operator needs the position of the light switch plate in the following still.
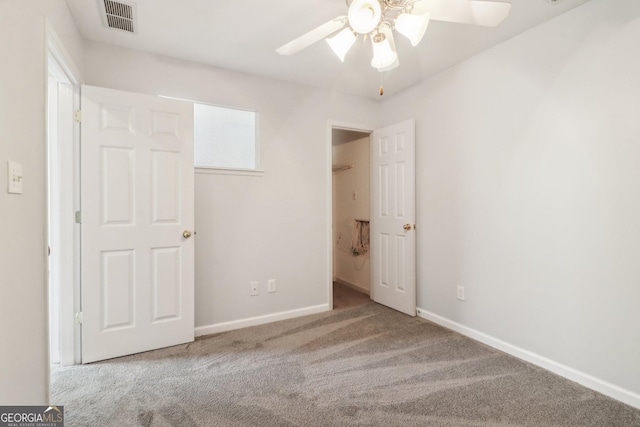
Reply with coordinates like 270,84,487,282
7,161,23,194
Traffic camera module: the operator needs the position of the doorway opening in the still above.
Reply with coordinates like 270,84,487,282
331,128,372,310
47,30,81,372
328,120,417,316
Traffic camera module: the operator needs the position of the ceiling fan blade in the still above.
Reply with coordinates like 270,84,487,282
276,16,348,56
413,0,511,27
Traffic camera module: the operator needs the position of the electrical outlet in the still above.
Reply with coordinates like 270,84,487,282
250,281,259,296
456,286,465,301
267,279,276,293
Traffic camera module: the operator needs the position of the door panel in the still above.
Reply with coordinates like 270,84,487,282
371,120,416,316
151,246,182,321
152,151,181,224
81,85,194,363
101,250,134,330
100,146,134,225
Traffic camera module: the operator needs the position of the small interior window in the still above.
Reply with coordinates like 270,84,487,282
194,103,258,170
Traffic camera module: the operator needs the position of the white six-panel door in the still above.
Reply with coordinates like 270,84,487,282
81,85,194,363
371,120,416,316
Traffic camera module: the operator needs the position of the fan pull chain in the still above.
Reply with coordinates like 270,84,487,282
379,72,384,96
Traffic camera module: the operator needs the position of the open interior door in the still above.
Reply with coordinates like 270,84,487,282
371,120,416,316
81,85,194,363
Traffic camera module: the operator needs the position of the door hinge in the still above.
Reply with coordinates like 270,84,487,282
74,109,82,123
75,210,81,224
75,312,83,324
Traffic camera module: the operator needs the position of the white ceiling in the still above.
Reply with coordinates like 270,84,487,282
65,0,590,100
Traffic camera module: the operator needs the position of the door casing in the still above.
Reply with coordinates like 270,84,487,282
327,121,374,309
327,119,417,314
46,23,82,372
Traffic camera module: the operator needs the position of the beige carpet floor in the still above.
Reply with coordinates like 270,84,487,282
52,302,640,426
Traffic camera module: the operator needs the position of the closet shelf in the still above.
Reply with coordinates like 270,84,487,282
332,164,354,173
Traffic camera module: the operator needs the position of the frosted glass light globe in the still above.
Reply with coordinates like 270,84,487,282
326,28,357,62
348,0,382,34
396,12,430,46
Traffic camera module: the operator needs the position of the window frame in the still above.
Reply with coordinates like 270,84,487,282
192,101,263,176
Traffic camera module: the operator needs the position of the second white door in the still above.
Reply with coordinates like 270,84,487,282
371,120,416,316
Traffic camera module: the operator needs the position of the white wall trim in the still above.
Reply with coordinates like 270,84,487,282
195,304,330,337
45,21,81,85
416,308,640,410
46,21,83,372
195,167,265,177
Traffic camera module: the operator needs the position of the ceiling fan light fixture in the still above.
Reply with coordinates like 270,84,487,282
348,0,383,34
276,0,513,93
326,28,357,62
395,12,430,46
371,31,397,70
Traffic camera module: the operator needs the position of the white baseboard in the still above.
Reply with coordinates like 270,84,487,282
195,304,331,337
334,277,370,295
416,307,640,410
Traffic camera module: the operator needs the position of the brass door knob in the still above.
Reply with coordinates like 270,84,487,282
403,224,412,231
183,230,192,239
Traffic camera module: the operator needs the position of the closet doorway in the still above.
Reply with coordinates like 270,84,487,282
331,128,372,310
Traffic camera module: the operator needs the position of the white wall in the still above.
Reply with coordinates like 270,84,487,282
0,0,84,404
381,0,640,403
83,42,380,329
333,136,371,293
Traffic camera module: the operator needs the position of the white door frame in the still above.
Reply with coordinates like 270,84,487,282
46,21,82,376
326,120,374,310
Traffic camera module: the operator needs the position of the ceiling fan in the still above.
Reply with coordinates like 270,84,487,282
276,0,512,73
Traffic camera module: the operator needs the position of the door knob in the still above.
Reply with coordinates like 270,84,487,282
403,224,412,231
183,230,192,239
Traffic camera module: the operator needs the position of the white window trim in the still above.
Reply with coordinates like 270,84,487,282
195,167,265,177
162,96,262,173
193,104,261,172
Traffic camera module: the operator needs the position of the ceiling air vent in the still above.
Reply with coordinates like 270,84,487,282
100,0,136,33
